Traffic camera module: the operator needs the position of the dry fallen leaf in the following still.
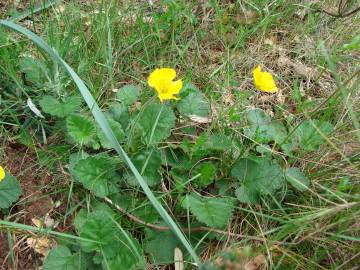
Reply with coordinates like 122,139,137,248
44,213,57,228
244,254,266,270
55,4,65,13
31,218,42,228
27,236,56,257
294,0,320,20
130,101,141,113
235,9,259,25
278,55,318,79
189,115,212,124
222,92,235,106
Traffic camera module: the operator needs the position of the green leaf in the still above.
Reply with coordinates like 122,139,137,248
97,117,125,149
193,162,216,188
244,109,291,152
111,193,160,223
204,133,232,151
116,85,139,106
73,209,88,233
244,109,272,143
231,157,285,204
44,246,83,270
78,211,118,252
72,155,119,198
294,120,333,151
177,88,210,118
285,168,310,192
0,173,21,208
40,95,82,118
137,103,175,145
66,114,96,146
20,56,47,85
126,149,162,187
108,103,129,129
144,228,182,264
76,210,142,270
267,121,287,144
234,186,259,205
182,193,235,229
68,152,89,175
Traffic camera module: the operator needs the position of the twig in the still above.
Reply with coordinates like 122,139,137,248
103,197,266,242
316,0,360,18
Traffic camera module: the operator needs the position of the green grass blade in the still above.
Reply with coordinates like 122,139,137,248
0,220,99,243
0,19,200,265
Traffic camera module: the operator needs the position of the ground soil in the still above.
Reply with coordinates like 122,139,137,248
1,143,72,270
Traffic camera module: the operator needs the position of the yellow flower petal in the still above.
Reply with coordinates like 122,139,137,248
0,165,5,182
148,68,176,87
168,80,183,95
148,68,182,102
253,65,278,93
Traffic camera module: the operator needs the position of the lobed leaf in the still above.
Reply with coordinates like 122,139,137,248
182,193,235,229
0,173,21,209
116,84,139,106
40,95,81,118
232,157,284,204
72,155,119,198
137,103,175,145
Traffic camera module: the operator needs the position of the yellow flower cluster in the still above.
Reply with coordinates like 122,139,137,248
148,68,183,102
0,165,5,182
253,65,278,93
147,65,277,102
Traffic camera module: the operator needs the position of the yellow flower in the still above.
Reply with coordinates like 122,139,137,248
0,165,5,182
253,65,278,93
148,68,183,102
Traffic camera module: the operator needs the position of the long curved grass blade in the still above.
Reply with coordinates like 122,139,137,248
0,19,200,265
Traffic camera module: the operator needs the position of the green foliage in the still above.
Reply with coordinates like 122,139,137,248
231,157,284,204
182,193,235,229
244,108,272,142
75,210,143,269
205,133,232,151
44,246,83,270
108,103,129,129
190,133,232,155
126,149,162,187
20,56,46,85
137,103,175,145
1,19,199,264
144,228,182,264
72,155,119,198
294,120,333,151
2,5,356,269
193,162,217,188
97,117,125,149
244,109,289,150
0,173,21,208
66,114,97,146
39,95,81,118
343,33,360,50
111,193,160,223
177,85,210,118
285,168,310,192
116,84,139,106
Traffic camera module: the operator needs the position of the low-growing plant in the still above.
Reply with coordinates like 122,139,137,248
1,5,356,268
